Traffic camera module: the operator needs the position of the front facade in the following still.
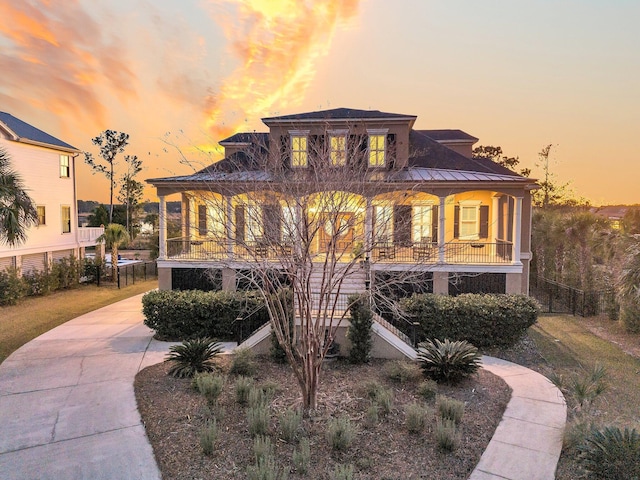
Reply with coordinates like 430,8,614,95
148,108,536,298
0,112,103,274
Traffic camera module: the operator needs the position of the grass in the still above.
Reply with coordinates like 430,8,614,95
531,314,640,426
0,279,157,364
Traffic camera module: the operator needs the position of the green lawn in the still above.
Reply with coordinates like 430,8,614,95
0,279,157,364
531,314,640,426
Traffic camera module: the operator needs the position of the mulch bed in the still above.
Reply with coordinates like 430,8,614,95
135,357,511,480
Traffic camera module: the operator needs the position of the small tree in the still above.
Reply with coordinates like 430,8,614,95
117,155,144,238
617,240,640,333
97,223,130,282
0,148,37,246
84,130,130,223
472,145,530,177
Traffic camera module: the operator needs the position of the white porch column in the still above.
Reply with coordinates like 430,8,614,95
226,196,234,259
492,195,501,241
512,196,523,263
438,196,446,263
159,194,167,260
365,197,373,253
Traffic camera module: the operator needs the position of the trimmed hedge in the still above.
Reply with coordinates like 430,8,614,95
401,293,539,348
142,289,269,341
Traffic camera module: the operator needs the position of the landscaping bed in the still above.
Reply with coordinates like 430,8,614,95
135,357,511,480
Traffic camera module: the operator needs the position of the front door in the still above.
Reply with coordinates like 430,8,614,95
318,213,354,253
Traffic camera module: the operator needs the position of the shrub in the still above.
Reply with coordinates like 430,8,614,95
578,426,640,479
22,268,55,296
405,402,428,434
435,418,459,452
253,435,273,463
417,338,481,384
235,376,254,405
417,379,439,401
279,408,302,443
437,396,465,425
362,381,393,415
248,387,268,408
326,416,356,451
364,405,379,429
165,338,223,378
193,372,225,405
347,293,373,364
246,455,288,480
401,293,539,348
383,360,422,384
247,404,270,437
230,347,257,376
292,437,311,474
331,463,354,480
200,419,218,456
142,289,269,340
0,267,25,305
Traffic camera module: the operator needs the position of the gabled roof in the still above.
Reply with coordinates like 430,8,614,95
418,129,478,143
219,132,269,146
262,108,416,123
0,112,78,152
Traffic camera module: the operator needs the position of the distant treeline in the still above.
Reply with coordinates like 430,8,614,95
77,200,182,215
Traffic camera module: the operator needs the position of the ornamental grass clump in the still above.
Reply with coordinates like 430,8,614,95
383,360,422,384
326,416,356,451
253,435,274,463
417,379,439,401
235,376,254,405
405,402,429,434
292,437,311,474
165,338,223,378
417,338,481,384
230,347,257,376
193,372,224,405
279,408,302,443
247,404,271,437
200,419,218,456
437,395,465,425
331,463,354,480
435,418,460,452
577,426,640,479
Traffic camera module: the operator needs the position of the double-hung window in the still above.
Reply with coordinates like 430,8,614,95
37,206,46,226
367,129,388,167
412,204,433,243
60,155,70,177
290,132,308,167
373,204,393,243
61,206,71,233
329,131,347,166
459,201,480,240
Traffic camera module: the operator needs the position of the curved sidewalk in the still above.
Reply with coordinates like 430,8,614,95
469,356,567,480
0,294,566,480
0,294,167,480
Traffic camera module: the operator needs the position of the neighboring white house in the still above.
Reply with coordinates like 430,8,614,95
0,112,103,274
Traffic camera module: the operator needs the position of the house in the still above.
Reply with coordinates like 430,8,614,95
148,108,535,296
0,112,104,274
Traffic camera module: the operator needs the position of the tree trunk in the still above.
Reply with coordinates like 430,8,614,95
112,245,118,283
109,164,114,223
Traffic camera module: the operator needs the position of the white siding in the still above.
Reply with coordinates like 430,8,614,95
0,256,16,271
22,253,46,274
52,249,75,262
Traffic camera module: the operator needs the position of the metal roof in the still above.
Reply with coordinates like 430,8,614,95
0,112,78,151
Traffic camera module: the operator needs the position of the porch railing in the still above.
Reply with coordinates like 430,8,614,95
166,237,514,265
78,226,104,245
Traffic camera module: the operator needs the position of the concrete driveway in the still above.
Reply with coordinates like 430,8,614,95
0,293,169,480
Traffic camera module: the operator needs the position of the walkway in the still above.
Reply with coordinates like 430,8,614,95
0,294,166,480
469,356,567,480
0,295,566,480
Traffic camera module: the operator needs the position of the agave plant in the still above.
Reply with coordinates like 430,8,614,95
578,426,640,479
165,338,223,378
416,338,481,383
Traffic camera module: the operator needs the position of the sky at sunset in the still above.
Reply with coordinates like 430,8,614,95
1,0,638,205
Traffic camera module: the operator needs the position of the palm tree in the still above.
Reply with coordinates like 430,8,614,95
0,148,38,246
97,223,130,282
617,240,640,333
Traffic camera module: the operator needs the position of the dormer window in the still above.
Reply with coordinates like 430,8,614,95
290,131,308,167
367,129,388,167
329,130,347,166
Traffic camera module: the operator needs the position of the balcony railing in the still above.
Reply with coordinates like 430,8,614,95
166,237,514,265
78,226,104,245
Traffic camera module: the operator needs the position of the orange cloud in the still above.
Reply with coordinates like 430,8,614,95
0,1,136,128
203,0,360,139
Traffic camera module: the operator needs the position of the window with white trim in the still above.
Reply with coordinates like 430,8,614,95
60,155,70,177
282,205,296,242
330,134,346,166
459,201,480,240
291,134,308,167
37,206,46,226
61,206,71,233
368,134,386,167
412,204,433,243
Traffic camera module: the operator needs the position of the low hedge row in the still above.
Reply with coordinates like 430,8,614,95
142,289,269,341
401,293,539,348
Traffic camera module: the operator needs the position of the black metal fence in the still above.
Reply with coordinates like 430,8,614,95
530,275,618,318
117,261,158,288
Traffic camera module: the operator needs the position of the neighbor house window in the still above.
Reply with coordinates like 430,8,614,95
368,133,386,167
412,205,433,243
198,205,207,235
373,204,393,242
290,133,308,167
60,155,70,177
37,206,46,226
329,133,347,166
459,201,480,240
61,206,71,233
245,204,263,242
